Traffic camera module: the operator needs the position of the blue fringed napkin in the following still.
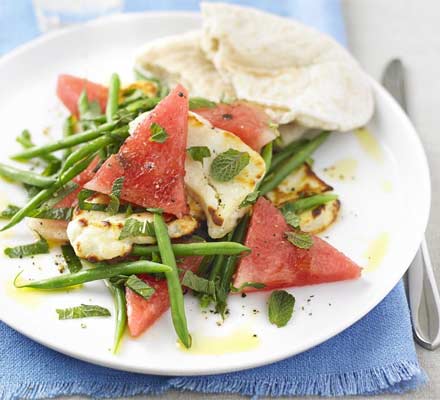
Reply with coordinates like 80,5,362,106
0,1,426,398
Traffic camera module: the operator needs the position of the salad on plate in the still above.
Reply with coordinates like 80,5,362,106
0,3,374,351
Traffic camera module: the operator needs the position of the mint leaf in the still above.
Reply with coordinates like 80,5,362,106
285,231,313,249
189,97,216,110
239,191,260,208
268,290,295,328
0,204,20,219
106,177,124,215
81,100,102,121
119,218,155,240
187,146,211,164
56,304,111,320
283,211,300,229
210,149,250,182
31,207,73,221
4,236,49,258
78,189,107,212
61,245,83,273
149,122,168,143
280,204,300,229
125,275,155,300
181,270,216,297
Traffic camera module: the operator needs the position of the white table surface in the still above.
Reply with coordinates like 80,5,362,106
53,0,439,398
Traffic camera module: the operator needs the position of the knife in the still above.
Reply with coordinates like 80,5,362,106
382,59,440,350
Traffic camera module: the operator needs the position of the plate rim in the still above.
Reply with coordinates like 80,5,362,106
0,11,431,376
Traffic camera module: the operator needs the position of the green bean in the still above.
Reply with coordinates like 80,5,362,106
15,260,171,290
200,233,234,309
11,121,119,161
269,138,309,173
220,216,250,285
60,129,129,174
261,141,273,171
1,154,96,231
83,96,159,124
81,114,107,124
131,242,249,257
0,163,55,187
106,280,127,354
259,132,330,195
153,213,191,348
16,129,33,148
216,215,250,316
208,253,226,282
106,73,121,123
287,193,338,214
125,97,160,113
1,186,58,232
16,129,62,169
207,232,234,282
62,116,76,160
196,255,215,278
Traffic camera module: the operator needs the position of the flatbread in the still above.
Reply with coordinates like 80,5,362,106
200,2,373,130
135,30,234,101
135,3,373,132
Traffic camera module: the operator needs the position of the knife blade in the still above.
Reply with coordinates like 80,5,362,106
382,59,408,112
382,58,440,350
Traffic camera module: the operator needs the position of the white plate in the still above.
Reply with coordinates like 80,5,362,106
0,12,431,376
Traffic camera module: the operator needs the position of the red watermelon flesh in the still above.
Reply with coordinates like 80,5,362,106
193,102,277,152
126,253,203,337
56,74,108,117
234,197,361,291
84,84,189,217
55,156,100,208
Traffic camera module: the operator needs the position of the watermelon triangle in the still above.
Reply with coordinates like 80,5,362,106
234,197,361,291
85,84,189,217
193,102,276,152
57,74,108,117
126,254,202,337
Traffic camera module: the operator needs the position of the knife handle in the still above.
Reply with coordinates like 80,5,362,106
408,237,440,350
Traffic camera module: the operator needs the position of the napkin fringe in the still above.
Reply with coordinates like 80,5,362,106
0,381,170,400
170,360,426,397
0,360,426,399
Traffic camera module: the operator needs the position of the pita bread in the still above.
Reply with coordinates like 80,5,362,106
135,30,234,101
200,2,373,130
135,3,373,132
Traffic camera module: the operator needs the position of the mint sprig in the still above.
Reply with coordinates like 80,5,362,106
210,149,250,182
268,290,295,328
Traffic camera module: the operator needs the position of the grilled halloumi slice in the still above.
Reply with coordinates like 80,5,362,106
26,218,69,243
129,111,266,239
266,163,332,207
67,208,198,261
266,162,340,234
300,199,340,234
184,112,265,238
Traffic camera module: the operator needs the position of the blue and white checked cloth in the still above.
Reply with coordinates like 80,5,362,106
0,1,426,398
